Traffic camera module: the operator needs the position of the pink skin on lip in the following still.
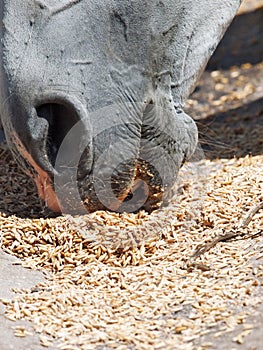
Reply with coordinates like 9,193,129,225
34,170,61,213
19,145,62,213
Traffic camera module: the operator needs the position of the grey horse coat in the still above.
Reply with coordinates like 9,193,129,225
0,0,241,213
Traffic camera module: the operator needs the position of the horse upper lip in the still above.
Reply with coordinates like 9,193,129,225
13,133,62,212
35,172,61,213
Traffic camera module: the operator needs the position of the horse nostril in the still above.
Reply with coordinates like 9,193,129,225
36,102,80,167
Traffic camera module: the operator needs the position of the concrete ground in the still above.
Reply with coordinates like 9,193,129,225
0,251,51,350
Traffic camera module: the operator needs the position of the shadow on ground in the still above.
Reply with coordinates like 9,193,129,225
207,6,263,69
197,97,263,159
194,4,263,160
0,143,56,219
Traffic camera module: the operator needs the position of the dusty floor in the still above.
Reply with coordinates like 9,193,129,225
0,1,263,349
0,251,45,350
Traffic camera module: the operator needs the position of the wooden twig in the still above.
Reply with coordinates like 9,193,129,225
240,202,263,228
187,202,263,271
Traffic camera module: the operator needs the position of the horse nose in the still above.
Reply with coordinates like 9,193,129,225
31,93,93,213
34,93,91,170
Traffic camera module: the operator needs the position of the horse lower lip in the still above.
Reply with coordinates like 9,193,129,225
112,162,164,212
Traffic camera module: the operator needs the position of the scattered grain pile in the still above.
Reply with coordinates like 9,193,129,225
0,137,263,349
